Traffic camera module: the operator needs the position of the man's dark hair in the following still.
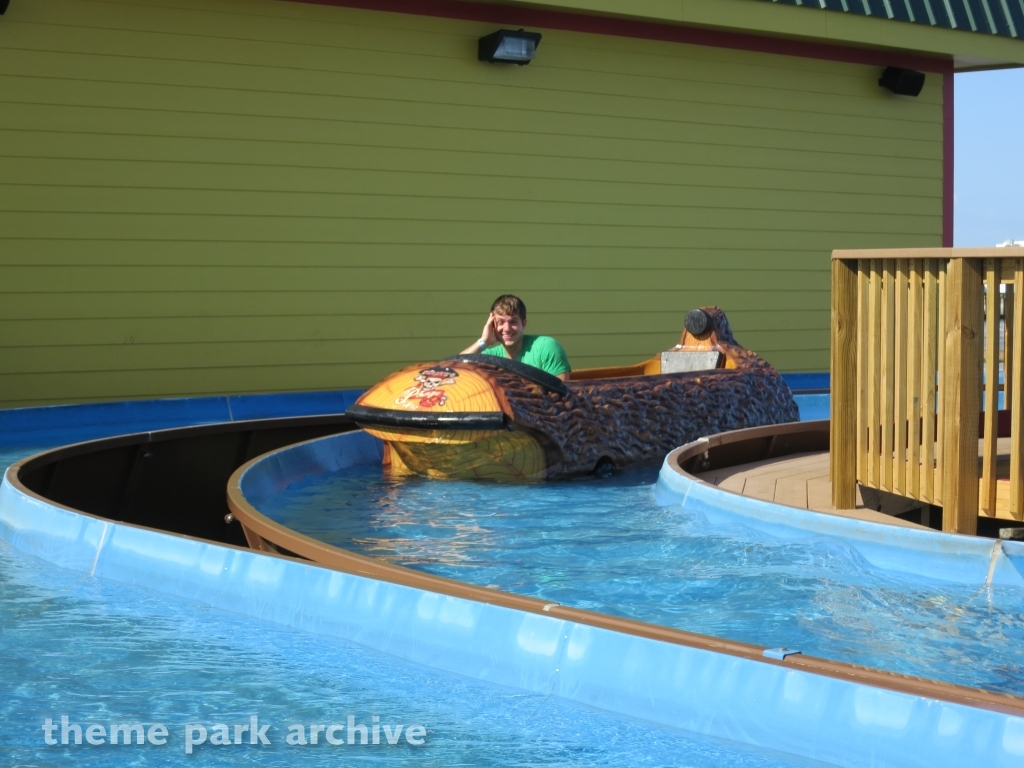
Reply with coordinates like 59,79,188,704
490,294,526,322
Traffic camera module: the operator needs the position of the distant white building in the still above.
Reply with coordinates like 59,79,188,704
997,240,1024,247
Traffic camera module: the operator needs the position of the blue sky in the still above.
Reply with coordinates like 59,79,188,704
954,68,1024,246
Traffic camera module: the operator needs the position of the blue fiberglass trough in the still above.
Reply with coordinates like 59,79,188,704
228,429,1024,768
7,399,839,766
0,385,834,767
656,444,1024,589
6,444,1024,768
5,380,1024,767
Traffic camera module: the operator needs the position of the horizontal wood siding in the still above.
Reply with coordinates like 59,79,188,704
0,0,945,406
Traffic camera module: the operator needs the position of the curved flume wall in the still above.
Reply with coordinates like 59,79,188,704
658,433,1024,588
225,429,1024,768
2,420,1024,767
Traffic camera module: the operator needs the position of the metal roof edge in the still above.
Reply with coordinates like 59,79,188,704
485,0,1024,67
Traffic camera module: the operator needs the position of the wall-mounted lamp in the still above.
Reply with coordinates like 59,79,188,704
879,67,925,97
478,29,542,65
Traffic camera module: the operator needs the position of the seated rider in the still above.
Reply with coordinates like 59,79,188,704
460,295,571,381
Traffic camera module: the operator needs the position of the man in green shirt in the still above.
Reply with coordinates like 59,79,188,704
460,295,571,380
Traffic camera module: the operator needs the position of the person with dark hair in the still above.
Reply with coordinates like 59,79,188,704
460,294,571,380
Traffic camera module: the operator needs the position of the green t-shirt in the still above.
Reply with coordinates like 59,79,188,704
482,335,571,376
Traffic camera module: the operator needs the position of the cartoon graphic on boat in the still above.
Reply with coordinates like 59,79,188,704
394,367,459,409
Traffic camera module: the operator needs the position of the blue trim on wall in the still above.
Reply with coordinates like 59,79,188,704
781,372,830,393
0,390,366,450
0,373,831,450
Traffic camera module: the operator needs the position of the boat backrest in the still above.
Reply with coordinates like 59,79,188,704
660,350,723,373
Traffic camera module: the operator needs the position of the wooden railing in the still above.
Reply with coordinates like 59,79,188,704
831,248,1024,534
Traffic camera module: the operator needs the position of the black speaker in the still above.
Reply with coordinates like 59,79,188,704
879,67,925,97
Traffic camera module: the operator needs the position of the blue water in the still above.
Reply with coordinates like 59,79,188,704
0,445,829,767
260,464,1024,697
0,541,824,768
794,393,828,422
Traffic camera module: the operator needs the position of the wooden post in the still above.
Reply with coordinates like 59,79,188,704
981,259,999,516
1006,281,1015,416
1011,260,1024,520
831,258,858,509
880,260,896,492
907,260,922,499
941,258,983,534
856,261,869,486
894,261,908,495
936,264,946,505
868,260,882,488
922,260,938,503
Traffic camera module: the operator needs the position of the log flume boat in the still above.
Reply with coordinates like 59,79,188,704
346,307,800,481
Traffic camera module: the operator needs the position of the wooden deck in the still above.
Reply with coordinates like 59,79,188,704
696,450,930,529
696,436,1018,530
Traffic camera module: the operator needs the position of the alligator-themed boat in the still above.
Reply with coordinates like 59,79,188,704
346,307,799,480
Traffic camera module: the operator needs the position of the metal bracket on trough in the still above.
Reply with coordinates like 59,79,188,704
763,648,802,661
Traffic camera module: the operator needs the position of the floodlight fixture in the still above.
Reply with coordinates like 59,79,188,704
879,67,925,97
478,29,542,65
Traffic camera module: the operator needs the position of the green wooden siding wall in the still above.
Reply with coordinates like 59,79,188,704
0,0,944,407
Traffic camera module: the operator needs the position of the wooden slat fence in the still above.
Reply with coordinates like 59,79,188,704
831,249,1024,534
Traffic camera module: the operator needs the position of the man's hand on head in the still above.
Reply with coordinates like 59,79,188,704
481,314,499,348
461,314,500,355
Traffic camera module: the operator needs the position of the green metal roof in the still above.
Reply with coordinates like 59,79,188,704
761,0,1022,39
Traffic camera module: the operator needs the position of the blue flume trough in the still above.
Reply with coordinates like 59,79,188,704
3,409,1024,767
656,442,1024,588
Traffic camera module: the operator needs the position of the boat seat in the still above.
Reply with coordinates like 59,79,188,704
660,350,723,374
